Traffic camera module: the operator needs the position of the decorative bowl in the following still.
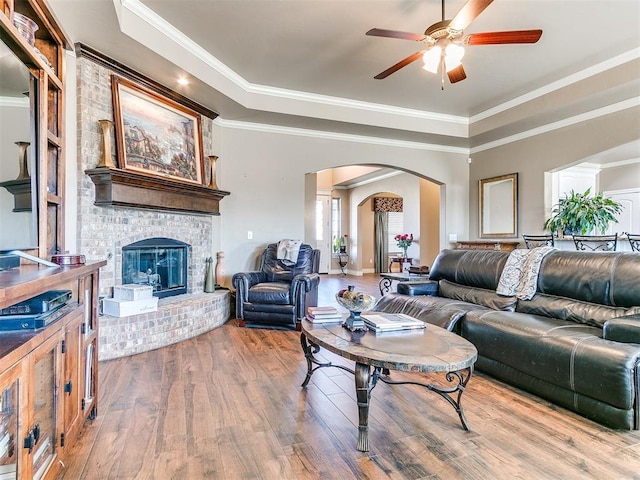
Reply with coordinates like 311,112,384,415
335,292,376,312
335,291,376,331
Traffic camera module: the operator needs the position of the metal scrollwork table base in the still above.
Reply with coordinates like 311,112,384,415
299,319,477,452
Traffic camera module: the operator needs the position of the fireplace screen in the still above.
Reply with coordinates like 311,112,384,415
122,238,189,298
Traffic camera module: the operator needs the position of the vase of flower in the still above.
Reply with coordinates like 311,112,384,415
335,233,348,253
395,233,413,259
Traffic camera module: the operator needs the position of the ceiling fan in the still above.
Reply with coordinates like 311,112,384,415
366,0,542,88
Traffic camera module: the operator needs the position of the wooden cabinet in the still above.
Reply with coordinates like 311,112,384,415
0,262,105,479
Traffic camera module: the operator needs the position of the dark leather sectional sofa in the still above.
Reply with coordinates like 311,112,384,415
374,248,640,430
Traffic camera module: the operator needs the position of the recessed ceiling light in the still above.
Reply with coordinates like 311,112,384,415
177,77,189,86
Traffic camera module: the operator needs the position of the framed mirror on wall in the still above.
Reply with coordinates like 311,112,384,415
480,173,518,238
0,38,39,251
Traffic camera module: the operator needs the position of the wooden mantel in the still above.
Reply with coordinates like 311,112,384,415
85,167,230,215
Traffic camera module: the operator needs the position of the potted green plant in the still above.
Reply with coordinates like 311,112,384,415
544,188,623,236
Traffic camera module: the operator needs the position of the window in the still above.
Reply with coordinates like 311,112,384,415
331,198,341,251
315,200,324,241
387,212,403,252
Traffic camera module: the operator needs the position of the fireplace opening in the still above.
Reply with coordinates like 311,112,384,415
122,238,189,298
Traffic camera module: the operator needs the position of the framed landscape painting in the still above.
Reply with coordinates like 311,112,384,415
111,75,204,185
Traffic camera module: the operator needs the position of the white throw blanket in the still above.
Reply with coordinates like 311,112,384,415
277,239,302,265
496,247,556,300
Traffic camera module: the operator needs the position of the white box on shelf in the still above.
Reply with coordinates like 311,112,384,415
113,284,154,301
102,297,158,317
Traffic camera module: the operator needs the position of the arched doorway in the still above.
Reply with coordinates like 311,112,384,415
311,166,442,275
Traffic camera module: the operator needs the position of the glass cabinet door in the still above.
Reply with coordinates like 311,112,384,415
0,364,21,480
30,341,58,480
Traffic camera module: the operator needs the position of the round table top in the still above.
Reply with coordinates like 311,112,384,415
301,319,477,373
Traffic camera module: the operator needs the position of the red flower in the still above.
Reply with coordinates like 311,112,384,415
395,233,414,249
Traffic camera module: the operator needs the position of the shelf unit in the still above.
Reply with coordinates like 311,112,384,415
0,2,102,479
0,0,72,257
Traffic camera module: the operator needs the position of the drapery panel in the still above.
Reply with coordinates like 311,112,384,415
374,211,388,273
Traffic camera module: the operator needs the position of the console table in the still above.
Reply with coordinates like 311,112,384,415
454,240,520,251
379,272,430,295
0,261,105,479
337,252,349,275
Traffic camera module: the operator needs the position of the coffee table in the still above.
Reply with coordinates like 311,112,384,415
300,318,477,451
378,272,430,294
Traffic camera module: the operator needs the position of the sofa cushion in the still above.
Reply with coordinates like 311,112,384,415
429,249,510,290
439,280,517,312
247,282,290,305
262,243,317,282
537,251,640,308
460,310,640,410
372,292,491,331
397,281,438,296
516,293,640,328
603,315,640,344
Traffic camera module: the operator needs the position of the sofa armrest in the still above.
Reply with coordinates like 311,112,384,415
292,273,321,320
397,280,439,297
232,271,266,292
603,315,640,344
232,271,267,318
291,272,320,293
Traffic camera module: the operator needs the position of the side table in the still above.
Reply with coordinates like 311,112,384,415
337,252,349,275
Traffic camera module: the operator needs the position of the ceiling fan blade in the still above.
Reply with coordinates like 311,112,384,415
447,64,467,83
373,51,425,79
464,30,543,45
366,28,426,42
449,0,494,32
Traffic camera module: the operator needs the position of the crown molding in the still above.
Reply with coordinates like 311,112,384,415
114,0,638,148
114,0,468,138
470,48,640,125
0,97,29,107
213,117,469,154
470,97,640,154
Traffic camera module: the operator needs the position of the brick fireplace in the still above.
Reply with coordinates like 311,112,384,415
75,50,229,360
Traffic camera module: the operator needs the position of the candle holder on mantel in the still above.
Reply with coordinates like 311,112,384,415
208,155,219,189
0,142,32,212
15,141,30,179
96,119,115,168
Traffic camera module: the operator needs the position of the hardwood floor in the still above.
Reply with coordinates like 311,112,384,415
62,274,640,479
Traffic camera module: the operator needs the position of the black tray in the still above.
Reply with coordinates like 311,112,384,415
0,290,72,316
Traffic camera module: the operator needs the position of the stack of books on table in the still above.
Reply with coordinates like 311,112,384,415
361,312,426,333
306,306,342,323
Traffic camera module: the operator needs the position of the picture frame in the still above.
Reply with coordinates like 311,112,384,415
111,75,204,185
479,172,518,238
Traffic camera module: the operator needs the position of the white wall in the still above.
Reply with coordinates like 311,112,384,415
470,107,640,238
0,103,35,250
349,173,421,272
215,124,468,277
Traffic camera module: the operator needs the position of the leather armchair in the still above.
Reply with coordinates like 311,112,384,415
232,243,320,330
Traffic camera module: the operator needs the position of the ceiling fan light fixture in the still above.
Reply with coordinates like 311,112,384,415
422,46,441,73
444,43,465,72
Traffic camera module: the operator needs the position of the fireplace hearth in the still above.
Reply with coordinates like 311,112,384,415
122,237,189,298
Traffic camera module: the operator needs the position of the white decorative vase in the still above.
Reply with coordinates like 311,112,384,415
215,251,225,286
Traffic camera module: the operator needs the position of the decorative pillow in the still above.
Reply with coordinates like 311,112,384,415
439,279,517,312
